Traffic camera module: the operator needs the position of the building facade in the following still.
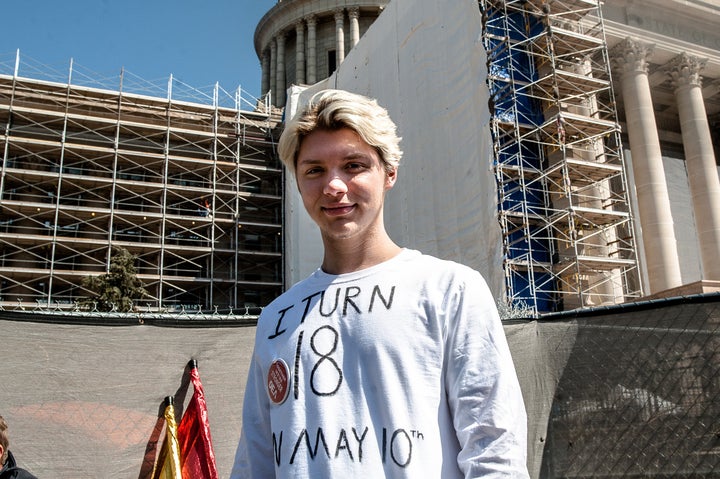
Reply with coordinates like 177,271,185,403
602,0,720,298
259,0,720,312
0,55,284,311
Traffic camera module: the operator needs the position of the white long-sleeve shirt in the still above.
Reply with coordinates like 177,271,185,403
231,249,529,478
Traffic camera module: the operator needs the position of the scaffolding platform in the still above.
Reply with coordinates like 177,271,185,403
545,157,623,185
535,68,611,105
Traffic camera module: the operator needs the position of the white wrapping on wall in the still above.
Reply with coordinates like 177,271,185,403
284,0,504,297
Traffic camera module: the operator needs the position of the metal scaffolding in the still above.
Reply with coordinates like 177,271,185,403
480,0,643,313
0,51,284,311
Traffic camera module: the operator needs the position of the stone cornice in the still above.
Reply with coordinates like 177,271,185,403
603,21,720,82
602,20,720,64
601,0,720,50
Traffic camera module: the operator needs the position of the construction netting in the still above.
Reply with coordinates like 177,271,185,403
2,293,719,478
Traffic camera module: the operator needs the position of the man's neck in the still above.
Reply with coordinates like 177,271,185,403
320,233,402,275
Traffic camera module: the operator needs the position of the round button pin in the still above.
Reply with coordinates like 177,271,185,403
267,358,290,405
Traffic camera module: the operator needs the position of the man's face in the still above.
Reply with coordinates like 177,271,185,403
295,127,396,244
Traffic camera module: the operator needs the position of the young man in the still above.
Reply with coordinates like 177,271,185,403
231,89,529,478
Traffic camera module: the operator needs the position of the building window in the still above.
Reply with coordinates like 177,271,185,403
328,50,337,76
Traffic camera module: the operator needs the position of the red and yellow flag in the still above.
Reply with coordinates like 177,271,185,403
177,360,219,479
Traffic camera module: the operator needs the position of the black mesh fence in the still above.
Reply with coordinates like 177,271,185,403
535,294,720,478
1,293,719,478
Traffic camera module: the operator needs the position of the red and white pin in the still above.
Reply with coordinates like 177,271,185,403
267,358,290,405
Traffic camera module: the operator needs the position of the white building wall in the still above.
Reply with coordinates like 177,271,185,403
284,0,504,297
664,156,703,284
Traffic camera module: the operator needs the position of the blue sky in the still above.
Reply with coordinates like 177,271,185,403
3,0,275,100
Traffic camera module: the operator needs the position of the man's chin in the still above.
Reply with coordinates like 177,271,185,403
321,225,359,242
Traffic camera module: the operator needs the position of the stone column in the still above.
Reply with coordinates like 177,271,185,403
276,32,286,106
667,53,720,280
613,38,682,293
348,7,360,47
295,21,305,85
269,40,277,105
306,15,317,84
334,9,345,66
574,58,624,305
261,50,270,97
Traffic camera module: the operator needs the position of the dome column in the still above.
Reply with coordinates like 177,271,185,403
275,32,286,106
306,15,317,84
334,9,345,66
295,21,306,85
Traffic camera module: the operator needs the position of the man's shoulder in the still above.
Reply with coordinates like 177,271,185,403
402,250,480,277
0,460,38,479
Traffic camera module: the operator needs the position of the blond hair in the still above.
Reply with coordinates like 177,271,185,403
278,89,402,175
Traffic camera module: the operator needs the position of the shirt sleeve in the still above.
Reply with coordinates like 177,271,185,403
444,269,530,478
230,345,275,479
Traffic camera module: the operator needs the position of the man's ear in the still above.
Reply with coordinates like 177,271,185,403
385,167,398,189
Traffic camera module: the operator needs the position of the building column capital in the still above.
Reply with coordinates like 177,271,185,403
665,53,708,90
348,7,360,19
305,14,317,27
611,37,655,76
334,8,345,23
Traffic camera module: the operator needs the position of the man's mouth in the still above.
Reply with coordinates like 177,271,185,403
322,204,355,216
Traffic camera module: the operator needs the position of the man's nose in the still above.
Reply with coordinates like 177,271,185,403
324,176,348,196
